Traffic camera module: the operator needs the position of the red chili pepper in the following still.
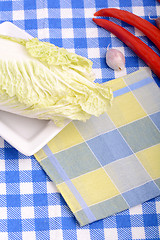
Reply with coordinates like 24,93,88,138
94,8,160,50
92,18,160,78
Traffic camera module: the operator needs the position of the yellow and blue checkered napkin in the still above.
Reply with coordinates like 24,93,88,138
34,69,160,226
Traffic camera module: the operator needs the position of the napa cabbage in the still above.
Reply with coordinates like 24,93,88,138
0,34,113,126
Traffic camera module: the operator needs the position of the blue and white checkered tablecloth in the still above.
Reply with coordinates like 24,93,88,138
0,0,160,239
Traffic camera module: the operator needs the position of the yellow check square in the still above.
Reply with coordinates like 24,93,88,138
136,144,160,180
107,92,147,127
106,77,127,91
34,149,47,162
47,122,84,153
72,168,120,206
57,182,82,213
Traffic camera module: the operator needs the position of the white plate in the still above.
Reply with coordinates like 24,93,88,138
0,22,70,156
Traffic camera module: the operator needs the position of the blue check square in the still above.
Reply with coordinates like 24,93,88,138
116,215,131,228
87,129,132,166
74,38,87,49
7,195,21,207
32,170,46,182
6,171,19,183
33,194,48,206
98,37,110,48
90,220,104,229
62,217,77,229
35,218,49,231
120,1,132,8
49,18,61,29
126,56,139,68
150,112,160,131
143,214,158,227
8,219,22,232
100,57,107,69
25,19,37,30
24,0,36,10
5,148,18,160
0,1,12,11
123,181,160,207
95,0,108,8
73,18,86,28
48,1,60,8
71,0,84,8
50,38,63,47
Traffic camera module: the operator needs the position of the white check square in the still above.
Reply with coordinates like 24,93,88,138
37,8,48,19
38,28,50,39
84,8,96,18
47,181,58,193
88,48,100,58
0,183,6,195
86,28,98,38
21,206,35,219
19,158,32,171
12,10,24,20
0,137,4,148
48,205,61,218
156,201,160,214
22,231,36,240
92,68,102,80
62,28,74,39
0,160,5,171
61,8,72,18
132,7,144,16
77,229,90,240
104,228,118,240
0,232,8,240
50,230,63,240
0,207,7,219
130,205,143,215
20,182,33,195
132,227,145,239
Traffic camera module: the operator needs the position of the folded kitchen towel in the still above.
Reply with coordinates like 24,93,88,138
34,69,160,226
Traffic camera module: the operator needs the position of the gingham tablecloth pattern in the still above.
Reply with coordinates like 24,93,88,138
0,0,160,239
0,141,160,239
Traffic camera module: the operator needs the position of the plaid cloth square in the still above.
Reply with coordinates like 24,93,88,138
0,0,160,238
35,69,160,226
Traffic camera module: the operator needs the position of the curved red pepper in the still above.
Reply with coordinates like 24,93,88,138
92,18,160,78
94,8,160,50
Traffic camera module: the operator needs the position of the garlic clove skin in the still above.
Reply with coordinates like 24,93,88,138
106,48,125,71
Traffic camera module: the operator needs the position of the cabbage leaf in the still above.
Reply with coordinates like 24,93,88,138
0,35,113,126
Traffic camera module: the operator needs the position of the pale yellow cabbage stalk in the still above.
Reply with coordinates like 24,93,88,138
0,35,113,126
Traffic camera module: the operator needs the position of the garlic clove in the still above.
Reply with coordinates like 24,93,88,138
106,48,125,71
